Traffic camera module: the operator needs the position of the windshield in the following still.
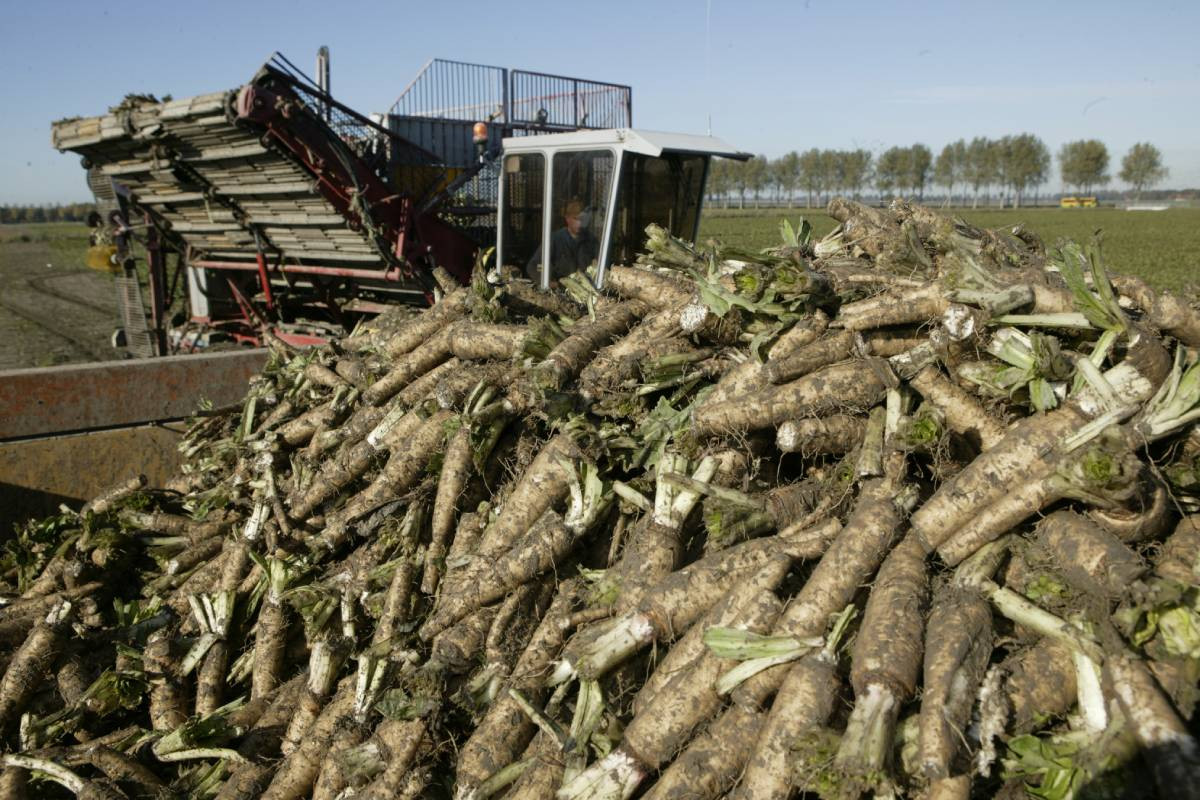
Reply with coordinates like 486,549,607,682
539,149,615,286
605,153,706,267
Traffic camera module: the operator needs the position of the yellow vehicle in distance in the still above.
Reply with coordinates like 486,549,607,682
1060,196,1098,208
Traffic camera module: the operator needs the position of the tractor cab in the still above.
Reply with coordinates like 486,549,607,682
498,129,747,289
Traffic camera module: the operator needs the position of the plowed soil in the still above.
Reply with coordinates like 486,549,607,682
0,224,124,370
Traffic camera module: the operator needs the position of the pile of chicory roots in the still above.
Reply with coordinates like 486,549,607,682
3,198,1199,800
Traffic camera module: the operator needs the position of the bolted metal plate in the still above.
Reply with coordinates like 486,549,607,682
0,349,268,440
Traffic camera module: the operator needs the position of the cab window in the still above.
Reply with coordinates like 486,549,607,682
605,153,706,266
537,149,614,285
500,153,545,274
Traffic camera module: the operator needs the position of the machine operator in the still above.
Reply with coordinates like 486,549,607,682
525,199,599,284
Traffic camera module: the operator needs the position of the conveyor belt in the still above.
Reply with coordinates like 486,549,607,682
52,77,417,268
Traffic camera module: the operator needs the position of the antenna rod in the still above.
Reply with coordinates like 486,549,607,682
705,0,712,135
317,46,331,120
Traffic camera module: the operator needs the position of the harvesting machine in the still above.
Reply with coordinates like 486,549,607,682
50,51,745,353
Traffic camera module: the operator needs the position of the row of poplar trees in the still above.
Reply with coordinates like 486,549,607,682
709,139,1169,208
0,203,96,225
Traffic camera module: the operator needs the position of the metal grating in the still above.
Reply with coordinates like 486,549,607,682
114,274,156,358
389,58,631,132
509,70,631,130
390,59,508,122
433,157,501,245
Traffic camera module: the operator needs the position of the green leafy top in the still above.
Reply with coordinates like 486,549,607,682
1053,239,1127,334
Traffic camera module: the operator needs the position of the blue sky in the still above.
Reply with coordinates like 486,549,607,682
2,0,1197,203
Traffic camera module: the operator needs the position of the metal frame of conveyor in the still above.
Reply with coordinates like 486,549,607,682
177,57,483,345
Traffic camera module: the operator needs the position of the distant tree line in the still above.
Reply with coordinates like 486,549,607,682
0,204,95,224
708,140,1170,208
2,140,1175,219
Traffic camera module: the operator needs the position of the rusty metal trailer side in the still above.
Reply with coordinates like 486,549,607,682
0,349,267,533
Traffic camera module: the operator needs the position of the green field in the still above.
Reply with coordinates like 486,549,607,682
0,222,91,262
699,206,1200,294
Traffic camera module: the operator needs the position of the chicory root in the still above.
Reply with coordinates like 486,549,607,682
364,325,454,406
190,591,236,716
723,473,912,708
560,518,839,683
393,356,459,408
560,558,790,800
827,197,901,256
469,433,578,561
776,413,867,455
448,321,531,362
145,627,189,732
773,477,908,641
302,401,385,459
85,745,168,795
432,604,500,673
1104,652,1200,796
692,359,891,436
936,439,1142,566
281,636,350,757
1035,511,1146,598
0,601,73,733
579,306,685,396
704,310,830,405
345,718,428,800
505,731,566,800
919,582,993,783
631,561,789,716
832,534,929,794
287,403,427,521
378,286,468,359
764,330,856,385
432,361,516,410
303,361,350,390
640,702,765,800
526,300,648,395
835,282,949,331
421,479,606,640
80,474,146,517
278,396,352,447
1111,274,1200,347
261,677,355,800
326,408,454,532
214,678,308,798
730,606,855,800
912,330,1171,554
1003,638,1079,735
454,581,584,800
1153,515,1200,586
0,582,102,645
120,509,230,541
604,451,722,606
423,425,472,595
251,558,296,700
603,265,693,309
1086,476,1172,543
908,364,1007,450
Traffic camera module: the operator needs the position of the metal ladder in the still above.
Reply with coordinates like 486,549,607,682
114,271,156,358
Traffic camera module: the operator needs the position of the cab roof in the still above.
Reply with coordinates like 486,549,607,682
501,128,749,160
